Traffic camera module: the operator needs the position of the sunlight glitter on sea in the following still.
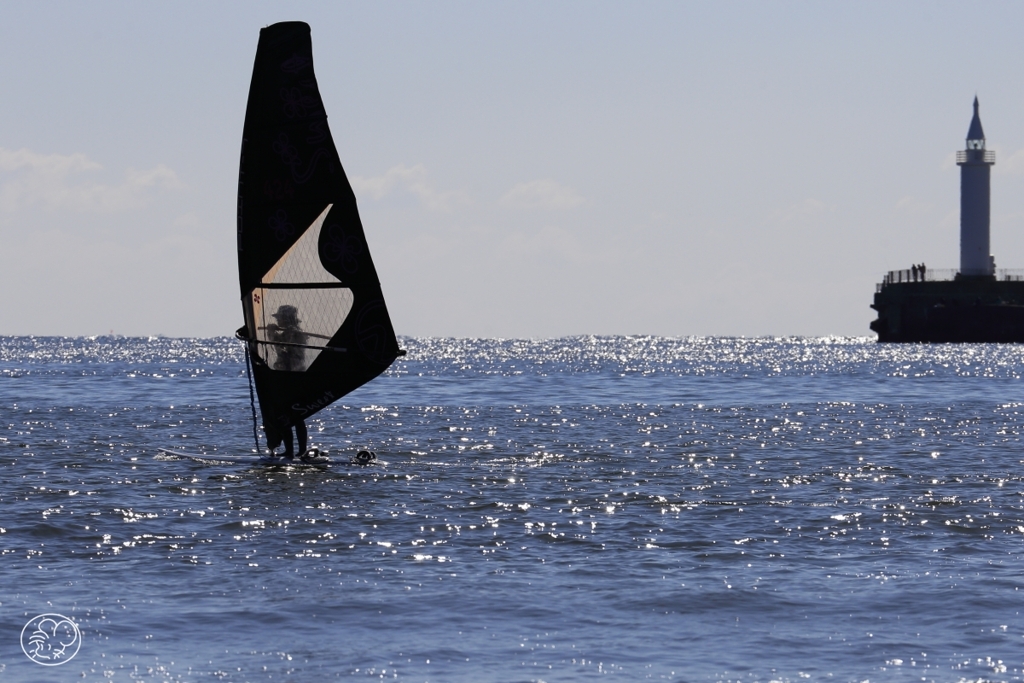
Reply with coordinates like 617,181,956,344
1,336,1023,681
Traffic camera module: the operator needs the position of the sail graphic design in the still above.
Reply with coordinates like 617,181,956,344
249,204,353,372
237,21,401,448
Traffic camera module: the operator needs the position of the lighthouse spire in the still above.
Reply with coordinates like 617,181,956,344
966,96,985,148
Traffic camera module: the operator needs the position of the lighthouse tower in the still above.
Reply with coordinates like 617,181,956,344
957,96,996,277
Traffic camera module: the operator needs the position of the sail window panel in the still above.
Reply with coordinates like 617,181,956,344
262,204,339,286
252,286,354,372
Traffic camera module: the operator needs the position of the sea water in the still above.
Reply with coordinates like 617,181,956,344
1,336,1023,682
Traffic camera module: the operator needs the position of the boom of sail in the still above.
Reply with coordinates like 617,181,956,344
236,21,401,450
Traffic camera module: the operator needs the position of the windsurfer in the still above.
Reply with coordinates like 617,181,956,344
237,22,404,465
239,305,335,459
264,305,310,458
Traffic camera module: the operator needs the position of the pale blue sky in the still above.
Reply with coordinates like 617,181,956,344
3,1,1024,337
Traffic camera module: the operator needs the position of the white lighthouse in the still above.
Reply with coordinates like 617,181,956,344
957,96,996,277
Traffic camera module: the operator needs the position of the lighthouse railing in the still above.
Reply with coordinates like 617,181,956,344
877,267,1024,292
956,150,996,163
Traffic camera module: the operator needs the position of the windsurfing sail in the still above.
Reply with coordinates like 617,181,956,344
236,21,402,452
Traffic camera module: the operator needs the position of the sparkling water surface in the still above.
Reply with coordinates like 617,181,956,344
1,336,1023,681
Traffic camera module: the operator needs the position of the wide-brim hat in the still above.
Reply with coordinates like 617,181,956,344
271,305,301,323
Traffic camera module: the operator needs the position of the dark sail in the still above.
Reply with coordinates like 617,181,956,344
237,21,401,451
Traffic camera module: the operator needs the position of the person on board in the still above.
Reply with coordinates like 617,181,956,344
241,304,332,460
263,305,310,458
911,264,919,282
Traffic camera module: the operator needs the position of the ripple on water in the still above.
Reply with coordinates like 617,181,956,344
1,336,1024,681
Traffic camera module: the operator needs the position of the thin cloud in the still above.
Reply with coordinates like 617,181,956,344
772,198,830,225
938,208,958,231
895,195,932,216
350,163,468,211
999,148,1024,174
500,179,584,210
0,147,180,213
